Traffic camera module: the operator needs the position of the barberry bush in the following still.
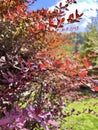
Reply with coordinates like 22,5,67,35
0,0,96,130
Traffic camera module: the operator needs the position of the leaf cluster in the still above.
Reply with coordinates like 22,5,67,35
0,0,91,130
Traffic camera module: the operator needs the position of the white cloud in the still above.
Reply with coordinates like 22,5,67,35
49,0,98,32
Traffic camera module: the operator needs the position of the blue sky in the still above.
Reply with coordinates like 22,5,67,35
29,0,57,10
29,0,98,33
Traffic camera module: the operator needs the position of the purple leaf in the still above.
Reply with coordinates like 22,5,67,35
93,80,98,85
14,116,26,129
41,121,49,130
26,105,35,112
8,78,14,83
15,104,22,113
7,71,14,78
39,112,52,120
0,118,10,126
48,120,58,127
2,73,8,80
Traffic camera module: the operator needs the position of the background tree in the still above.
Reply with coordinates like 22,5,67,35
79,17,98,66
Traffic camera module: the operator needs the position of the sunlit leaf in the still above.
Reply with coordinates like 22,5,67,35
78,70,88,78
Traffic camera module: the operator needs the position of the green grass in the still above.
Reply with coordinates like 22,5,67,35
60,98,98,130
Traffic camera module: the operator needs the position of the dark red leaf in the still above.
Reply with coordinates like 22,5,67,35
39,22,46,30
73,0,77,3
91,86,98,92
61,17,65,23
27,60,32,68
65,4,68,7
59,2,62,8
76,9,83,18
35,107,41,115
69,13,74,19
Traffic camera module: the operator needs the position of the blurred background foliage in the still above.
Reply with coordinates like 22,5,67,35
79,18,98,66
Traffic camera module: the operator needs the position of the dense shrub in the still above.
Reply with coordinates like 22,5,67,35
1,0,96,130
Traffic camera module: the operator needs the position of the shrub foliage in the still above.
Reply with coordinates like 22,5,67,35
0,0,96,130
